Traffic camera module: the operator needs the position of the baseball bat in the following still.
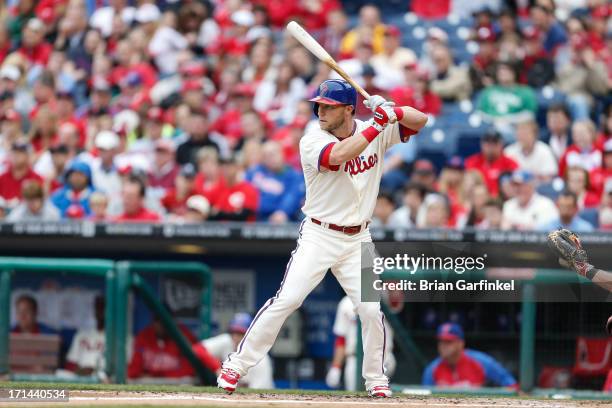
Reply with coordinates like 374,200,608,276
286,21,370,100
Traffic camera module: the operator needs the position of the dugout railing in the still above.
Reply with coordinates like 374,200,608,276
0,258,214,385
366,267,612,399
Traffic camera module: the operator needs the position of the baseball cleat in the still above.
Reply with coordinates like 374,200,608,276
217,367,240,393
368,385,392,397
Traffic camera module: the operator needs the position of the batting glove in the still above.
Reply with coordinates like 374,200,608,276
325,365,342,389
362,105,396,142
364,95,394,113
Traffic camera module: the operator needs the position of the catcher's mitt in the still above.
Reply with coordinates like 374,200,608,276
547,229,594,277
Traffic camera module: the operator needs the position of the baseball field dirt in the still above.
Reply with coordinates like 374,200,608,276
0,383,611,408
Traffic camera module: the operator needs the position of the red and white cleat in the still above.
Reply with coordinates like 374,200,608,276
368,385,392,397
217,367,241,394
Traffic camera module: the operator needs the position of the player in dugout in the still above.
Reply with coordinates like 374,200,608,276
422,322,518,389
547,229,612,391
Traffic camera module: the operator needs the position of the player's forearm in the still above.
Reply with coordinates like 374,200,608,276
329,134,370,165
331,344,346,368
397,106,428,131
589,268,612,293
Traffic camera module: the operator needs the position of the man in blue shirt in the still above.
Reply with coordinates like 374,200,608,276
245,141,304,222
530,4,567,55
539,190,594,232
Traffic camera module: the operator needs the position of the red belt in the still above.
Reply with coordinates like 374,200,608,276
310,218,367,235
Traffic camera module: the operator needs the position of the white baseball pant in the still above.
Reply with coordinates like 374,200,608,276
224,219,389,389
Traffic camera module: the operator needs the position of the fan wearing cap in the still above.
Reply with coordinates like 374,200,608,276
465,131,518,196
423,323,517,389
50,161,97,218
0,140,43,207
519,27,555,88
210,83,257,144
590,139,612,198
501,170,559,230
192,313,274,390
18,18,52,66
161,164,198,216
91,131,123,196
176,110,222,166
469,27,498,92
210,155,259,222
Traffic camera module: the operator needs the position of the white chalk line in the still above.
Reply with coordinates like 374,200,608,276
67,395,572,408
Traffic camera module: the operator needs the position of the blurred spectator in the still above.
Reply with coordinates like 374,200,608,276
520,26,555,88
462,184,490,229
390,66,441,116
564,166,600,209
422,323,517,388
320,9,349,59
538,190,595,232
91,131,122,196
245,141,304,223
183,195,210,223
600,180,612,230
0,108,24,167
89,191,108,222
477,61,537,140
465,131,518,196
410,159,437,192
0,139,42,208
479,198,504,230
6,180,59,222
339,5,385,57
113,175,161,223
529,4,567,55
542,103,572,160
372,192,395,227
50,161,95,218
253,61,306,125
417,193,451,229
11,294,56,335
194,148,225,206
590,139,612,198
389,182,428,228
146,5,189,76
192,313,274,389
162,164,198,216
65,296,106,377
596,105,612,151
89,0,136,38
127,312,196,379
177,110,221,165
559,120,602,176
211,155,259,222
149,139,180,192
370,25,417,90
469,27,498,92
504,119,558,180
502,170,558,230
554,21,608,120
18,18,52,67
429,45,472,102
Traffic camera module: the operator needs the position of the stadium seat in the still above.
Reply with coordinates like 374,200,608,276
456,132,483,159
536,181,563,201
415,149,448,175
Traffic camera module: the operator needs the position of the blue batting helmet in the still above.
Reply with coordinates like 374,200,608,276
309,79,357,117
228,313,253,334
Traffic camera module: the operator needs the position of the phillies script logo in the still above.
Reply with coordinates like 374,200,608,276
344,153,378,175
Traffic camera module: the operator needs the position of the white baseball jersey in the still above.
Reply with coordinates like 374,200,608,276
66,329,105,370
202,333,274,389
300,120,403,226
223,118,412,391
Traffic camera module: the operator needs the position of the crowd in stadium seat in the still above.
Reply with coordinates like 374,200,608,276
0,0,609,230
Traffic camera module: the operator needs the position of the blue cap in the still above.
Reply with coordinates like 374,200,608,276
309,79,357,117
228,313,253,334
511,169,534,184
437,322,464,341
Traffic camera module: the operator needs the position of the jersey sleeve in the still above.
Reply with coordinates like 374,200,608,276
467,350,517,387
380,122,418,151
299,132,340,172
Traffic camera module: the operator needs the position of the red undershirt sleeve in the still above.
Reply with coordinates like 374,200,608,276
318,142,340,172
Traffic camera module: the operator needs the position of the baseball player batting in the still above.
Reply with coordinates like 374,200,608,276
217,79,428,397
